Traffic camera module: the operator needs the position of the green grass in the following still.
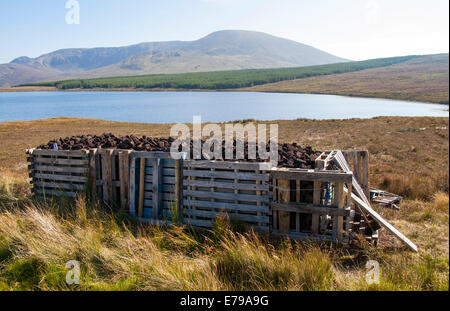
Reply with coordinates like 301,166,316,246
19,55,420,90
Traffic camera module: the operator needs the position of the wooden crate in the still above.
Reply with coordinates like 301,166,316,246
182,161,273,232
128,152,181,223
270,168,354,242
27,149,93,198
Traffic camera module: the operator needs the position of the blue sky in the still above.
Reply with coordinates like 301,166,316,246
0,0,448,64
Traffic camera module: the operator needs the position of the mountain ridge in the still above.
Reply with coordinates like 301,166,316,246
0,30,348,86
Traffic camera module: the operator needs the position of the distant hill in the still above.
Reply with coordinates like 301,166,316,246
0,30,348,87
243,53,449,104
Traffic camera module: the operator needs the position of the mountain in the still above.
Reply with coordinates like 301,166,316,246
0,30,348,87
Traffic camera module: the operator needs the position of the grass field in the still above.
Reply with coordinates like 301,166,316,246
0,116,448,290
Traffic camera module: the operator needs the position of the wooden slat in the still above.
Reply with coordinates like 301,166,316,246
144,184,175,192
32,173,87,183
183,199,269,213
184,160,273,171
184,218,213,228
34,188,78,197
138,158,146,218
32,165,88,174
312,181,321,235
184,190,270,203
34,181,85,191
183,179,269,191
88,149,97,199
129,157,136,216
183,170,269,181
152,158,162,219
183,209,270,224
101,149,113,203
32,157,89,166
31,149,87,157
270,170,353,183
175,159,183,223
277,179,291,234
119,151,131,210
272,203,351,216
144,175,175,184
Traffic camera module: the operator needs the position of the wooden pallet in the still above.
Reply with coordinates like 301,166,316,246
27,149,92,199
270,167,354,242
182,161,273,232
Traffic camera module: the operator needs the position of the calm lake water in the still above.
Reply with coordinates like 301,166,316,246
0,91,447,123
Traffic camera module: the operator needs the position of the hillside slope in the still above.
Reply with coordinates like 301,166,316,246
0,30,348,86
243,54,449,104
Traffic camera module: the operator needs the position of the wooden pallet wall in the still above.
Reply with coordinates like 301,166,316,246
182,161,273,232
27,149,93,198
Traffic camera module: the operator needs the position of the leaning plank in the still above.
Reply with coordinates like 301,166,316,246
272,203,351,216
351,192,418,252
183,199,269,213
270,170,353,183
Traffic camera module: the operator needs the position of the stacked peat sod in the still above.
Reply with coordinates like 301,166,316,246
37,134,321,168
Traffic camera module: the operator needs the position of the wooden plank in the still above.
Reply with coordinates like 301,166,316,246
144,184,175,192
119,151,131,210
312,181,321,235
31,149,87,157
184,160,273,171
351,191,418,252
183,179,269,191
272,203,351,216
183,190,270,203
295,180,301,232
144,192,174,201
183,209,270,224
32,165,88,174
174,159,183,223
129,157,136,216
272,231,349,243
152,158,162,219
183,199,269,213
34,188,77,197
144,175,175,184
32,157,89,166
277,179,291,234
32,173,87,183
184,218,214,228
88,149,97,199
34,181,85,191
270,170,353,183
131,151,172,159
183,170,270,181
138,158,146,218
101,149,113,203
272,178,277,231
334,182,345,240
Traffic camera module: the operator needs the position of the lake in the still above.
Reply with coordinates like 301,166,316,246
0,91,447,123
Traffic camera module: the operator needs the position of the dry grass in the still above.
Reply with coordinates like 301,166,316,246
0,176,447,291
243,54,449,104
0,116,448,291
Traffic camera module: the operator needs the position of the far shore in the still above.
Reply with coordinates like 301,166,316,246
1,86,448,105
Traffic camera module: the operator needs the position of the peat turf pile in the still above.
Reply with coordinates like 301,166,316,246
37,134,321,168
